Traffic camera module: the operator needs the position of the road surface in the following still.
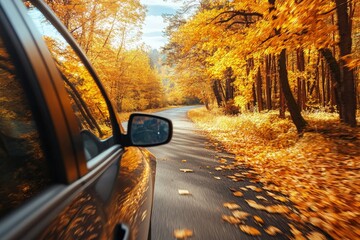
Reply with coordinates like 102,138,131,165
148,106,330,240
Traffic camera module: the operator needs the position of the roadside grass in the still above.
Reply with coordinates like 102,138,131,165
188,107,360,239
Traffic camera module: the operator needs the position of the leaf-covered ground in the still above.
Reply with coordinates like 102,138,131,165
188,107,359,240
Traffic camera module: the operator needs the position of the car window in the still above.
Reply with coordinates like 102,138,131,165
0,32,53,219
24,3,115,161
25,4,113,142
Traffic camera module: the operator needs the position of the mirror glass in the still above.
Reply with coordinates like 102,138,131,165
130,115,171,146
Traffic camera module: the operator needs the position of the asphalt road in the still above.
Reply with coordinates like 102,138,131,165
148,106,330,240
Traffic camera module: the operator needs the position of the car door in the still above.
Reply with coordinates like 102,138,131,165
0,1,155,239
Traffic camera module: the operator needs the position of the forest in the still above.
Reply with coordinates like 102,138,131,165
45,0,166,113
164,0,360,132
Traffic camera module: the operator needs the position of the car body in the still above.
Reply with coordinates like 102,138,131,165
0,0,172,239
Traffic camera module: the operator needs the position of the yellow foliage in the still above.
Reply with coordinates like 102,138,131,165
188,107,360,240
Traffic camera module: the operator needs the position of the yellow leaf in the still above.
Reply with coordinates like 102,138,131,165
265,226,282,236
178,189,191,195
273,195,288,202
239,225,261,236
223,202,241,210
256,195,268,201
253,215,264,225
180,169,193,173
232,210,250,219
289,224,306,240
233,191,243,197
265,205,290,214
245,199,265,210
307,232,326,240
174,229,193,239
246,185,262,192
222,215,241,224
219,158,227,163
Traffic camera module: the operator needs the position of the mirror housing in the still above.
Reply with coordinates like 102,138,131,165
125,113,173,147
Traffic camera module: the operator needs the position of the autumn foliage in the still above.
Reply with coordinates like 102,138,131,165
188,107,359,239
45,0,166,112
164,0,359,130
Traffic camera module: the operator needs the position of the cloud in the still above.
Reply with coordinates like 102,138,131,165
143,15,166,33
143,35,168,49
141,0,183,8
140,0,182,49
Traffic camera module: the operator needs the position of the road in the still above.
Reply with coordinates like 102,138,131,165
148,106,330,240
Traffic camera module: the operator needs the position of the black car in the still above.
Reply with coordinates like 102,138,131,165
0,0,172,239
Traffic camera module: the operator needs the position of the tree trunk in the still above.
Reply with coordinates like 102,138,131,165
335,0,357,126
225,67,235,101
265,55,272,110
278,49,308,133
296,48,306,111
256,67,263,112
320,48,343,114
212,79,224,107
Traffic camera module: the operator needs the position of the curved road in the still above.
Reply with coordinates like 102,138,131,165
149,106,330,240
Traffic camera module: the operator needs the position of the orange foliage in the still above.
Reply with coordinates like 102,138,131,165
188,107,360,239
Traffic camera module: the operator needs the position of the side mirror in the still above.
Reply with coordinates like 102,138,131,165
126,113,173,147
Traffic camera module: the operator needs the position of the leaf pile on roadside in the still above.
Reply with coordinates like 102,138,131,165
188,108,360,239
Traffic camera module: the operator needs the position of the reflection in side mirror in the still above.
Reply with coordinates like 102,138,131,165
128,114,172,147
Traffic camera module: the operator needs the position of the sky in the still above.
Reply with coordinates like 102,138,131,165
140,0,183,50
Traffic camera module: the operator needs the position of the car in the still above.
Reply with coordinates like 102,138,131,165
0,0,172,239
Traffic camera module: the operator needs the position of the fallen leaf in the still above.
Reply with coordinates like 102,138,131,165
265,226,282,236
229,187,237,192
266,191,276,197
223,203,241,210
174,229,193,239
246,185,257,190
273,195,288,202
219,158,227,164
245,199,265,210
214,176,221,180
222,215,241,224
232,210,250,219
180,169,193,173
307,231,327,240
239,225,261,236
215,167,222,171
256,195,268,201
246,185,262,192
240,187,248,191
233,191,243,197
289,224,306,240
178,189,191,195
182,160,187,163
253,215,264,225
265,205,290,214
